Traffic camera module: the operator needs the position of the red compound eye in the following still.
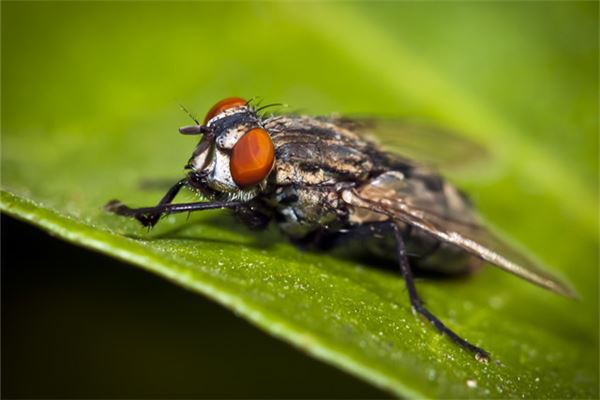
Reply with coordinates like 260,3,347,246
230,128,275,187
204,97,247,124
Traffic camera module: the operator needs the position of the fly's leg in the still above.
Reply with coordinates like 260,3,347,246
105,178,242,227
391,223,490,362
105,199,242,227
105,178,187,227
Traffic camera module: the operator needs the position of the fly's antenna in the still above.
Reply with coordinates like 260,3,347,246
179,125,208,135
178,103,208,135
178,103,201,126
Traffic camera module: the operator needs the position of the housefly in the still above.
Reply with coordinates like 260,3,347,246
105,97,576,361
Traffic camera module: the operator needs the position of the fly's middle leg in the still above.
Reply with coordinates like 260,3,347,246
391,222,490,362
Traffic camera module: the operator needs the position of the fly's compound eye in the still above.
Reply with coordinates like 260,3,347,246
204,97,247,124
230,128,275,188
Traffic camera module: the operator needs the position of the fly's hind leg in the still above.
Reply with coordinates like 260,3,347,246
391,223,490,362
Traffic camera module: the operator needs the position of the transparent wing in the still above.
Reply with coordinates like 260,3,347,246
328,116,489,170
347,171,577,298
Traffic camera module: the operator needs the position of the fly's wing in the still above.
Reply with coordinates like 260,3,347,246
345,171,577,298
327,116,489,170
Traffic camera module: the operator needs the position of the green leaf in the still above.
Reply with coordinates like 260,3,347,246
2,2,597,398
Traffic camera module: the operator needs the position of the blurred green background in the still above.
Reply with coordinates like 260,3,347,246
2,1,598,398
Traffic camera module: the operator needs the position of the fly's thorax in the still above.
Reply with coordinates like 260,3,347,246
263,115,377,187
187,107,274,199
269,184,350,239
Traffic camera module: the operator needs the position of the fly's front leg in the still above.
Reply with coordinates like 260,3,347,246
105,179,242,227
105,178,187,227
391,223,490,362
105,198,243,227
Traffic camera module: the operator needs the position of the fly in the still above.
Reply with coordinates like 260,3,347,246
105,97,576,362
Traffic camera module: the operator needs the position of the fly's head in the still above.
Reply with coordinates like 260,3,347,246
181,97,275,200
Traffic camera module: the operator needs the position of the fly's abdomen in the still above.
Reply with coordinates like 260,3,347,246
308,221,480,275
343,167,483,275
